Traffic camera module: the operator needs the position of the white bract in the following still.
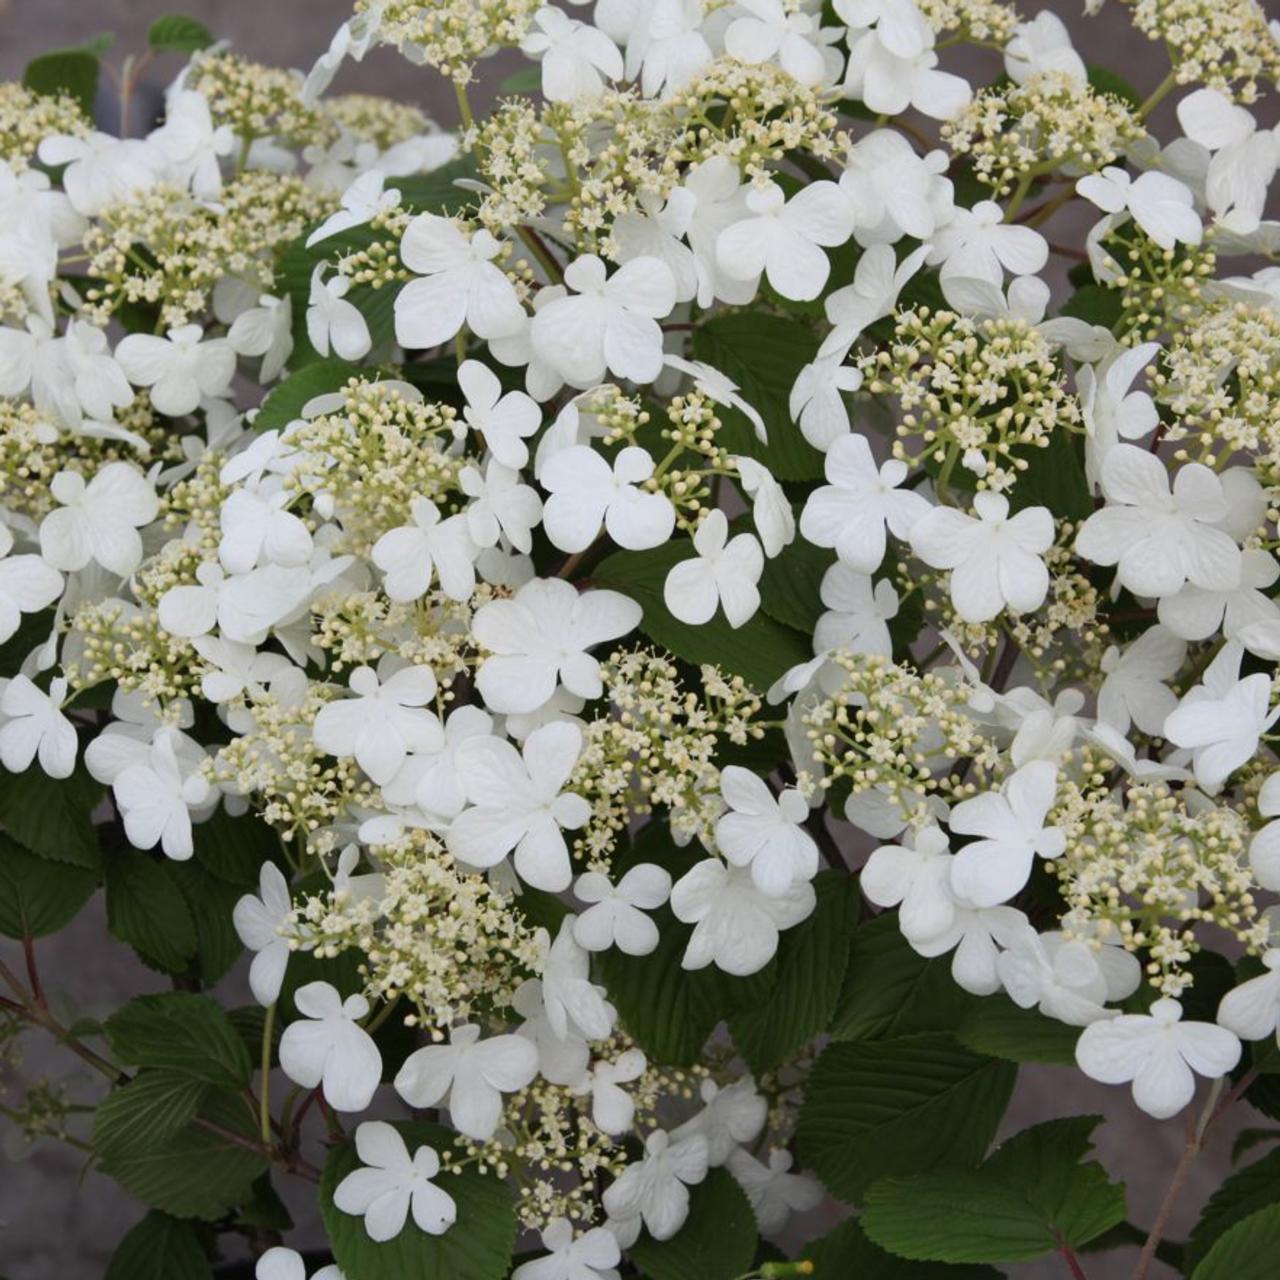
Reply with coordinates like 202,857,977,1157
573,864,672,955
541,445,675,553
1077,168,1203,250
663,510,763,628
513,1218,621,1280
278,982,383,1113
332,1122,457,1241
714,766,818,896
115,325,236,417
0,675,76,779
232,862,297,1007
39,463,158,577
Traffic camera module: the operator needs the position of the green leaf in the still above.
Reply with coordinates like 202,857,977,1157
104,1212,212,1280
23,50,99,117
236,1173,295,1231
168,862,247,984
147,15,215,52
0,608,54,679
1191,1204,1280,1279
1009,425,1091,522
805,1219,1003,1279
1187,1147,1280,1272
758,532,831,634
861,1116,1125,1264
99,1087,267,1219
191,807,278,885
254,359,360,432
691,313,826,480
631,1169,758,1280
956,995,1081,1066
498,67,544,95
829,913,975,1042
1060,285,1122,331
106,992,252,1089
1087,65,1142,108
104,853,197,972
729,871,858,1073
93,1070,211,1163
797,1033,1015,1203
321,1121,516,1280
0,761,102,868
594,541,810,692
0,834,97,939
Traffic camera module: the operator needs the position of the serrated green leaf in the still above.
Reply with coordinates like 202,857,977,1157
631,1169,757,1280
99,1088,267,1219
93,1070,210,1163
0,833,97,939
147,15,215,53
104,853,197,972
0,761,102,868
0,608,54,679
1087,65,1142,108
797,1033,1015,1202
1060,284,1122,331
191,807,278,886
758,532,831,634
1191,1204,1280,1279
690,313,826,480
321,1121,516,1280
729,871,858,1073
1187,1147,1280,1272
956,995,1081,1066
23,50,99,117
804,1219,1003,1279
254,359,360,432
106,992,252,1089
168,863,246,984
594,541,810,692
103,1212,212,1280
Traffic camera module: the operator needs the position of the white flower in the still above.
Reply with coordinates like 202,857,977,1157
0,319,134,431
840,130,954,247
724,0,841,86
663,510,763,629
725,1149,823,1236
927,201,1049,289
573,864,672,955
790,356,864,450
513,1218,621,1280
670,858,815,976
313,664,443,786
1216,950,1280,1042
1004,11,1086,84
472,578,641,715
620,0,713,99
1097,626,1186,737
1176,89,1278,234
843,27,971,120
716,181,853,302
460,460,542,554
814,564,898,658
458,359,541,469
255,1246,343,1280
0,675,76,779
513,977,591,1084
820,242,927,358
39,463,158,577
1158,547,1280,644
800,432,929,572
664,355,767,443
371,498,479,603
148,89,236,198
948,760,1065,907
383,705,495,821
278,981,382,1112
910,492,1054,624
1077,168,1203,250
681,156,755,307
1078,342,1161,483
333,1122,456,1241
1164,671,1280,794
732,456,794,558
714,766,818,896
37,132,162,216
670,1076,767,1165
572,1048,647,1135
541,918,617,1043
1075,445,1241,599
530,254,676,389
861,825,959,943
447,720,589,891
112,728,213,861
614,190,700,304
227,293,294,383
395,216,525,349
601,1130,709,1242
219,486,313,575
542,445,675,553
394,1023,538,1140
917,899,1030,996
1075,997,1241,1119
0,544,62,645
115,325,236,416
233,862,296,1007
996,927,1140,1026
521,7,624,102
834,0,932,58
307,170,402,247
306,266,372,361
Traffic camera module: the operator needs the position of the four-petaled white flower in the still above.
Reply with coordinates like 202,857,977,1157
843,27,972,120
927,200,1048,289
1077,168,1203,250
333,1121,457,1241
254,1246,343,1280
513,1217,621,1280
1097,626,1186,737
394,1022,538,1140
541,918,617,1043
227,293,294,383
861,825,958,943
725,0,840,86
111,728,213,861
663,510,764,629
233,861,298,1007
542,445,675,553
714,766,818,896
306,266,372,362
115,325,236,417
372,498,479,603
1217,950,1280,1043
670,1076,767,1166
997,926,1140,1026
0,674,77,779
39,463,158,577
572,1048,647,1135
460,460,543,554
0,540,62,644
307,170,401,247
601,1130,709,1243
278,980,383,1112
910,492,1054,624
521,6,624,102
573,863,673,955
458,359,542,469
1075,997,1241,1120
1164,670,1280,794
726,1148,824,1236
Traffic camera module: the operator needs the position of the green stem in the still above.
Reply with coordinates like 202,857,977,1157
259,1002,276,1145
1137,69,1177,121
454,80,475,131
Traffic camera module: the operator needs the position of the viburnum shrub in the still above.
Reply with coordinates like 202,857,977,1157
4,2,1280,1277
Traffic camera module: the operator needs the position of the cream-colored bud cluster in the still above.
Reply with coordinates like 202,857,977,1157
871,306,1083,494
354,0,542,86
64,597,201,705
0,82,88,172
801,650,992,825
471,98,557,232
571,649,764,864
1007,541,1110,674
162,451,231,544
943,72,1146,197
331,204,416,293
1121,0,1280,102
291,834,541,1028
80,174,333,328
0,401,63,524
281,380,462,555
656,394,737,530
917,0,1020,44
1049,766,1269,995
187,50,332,146
1155,300,1280,471
322,93,433,149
